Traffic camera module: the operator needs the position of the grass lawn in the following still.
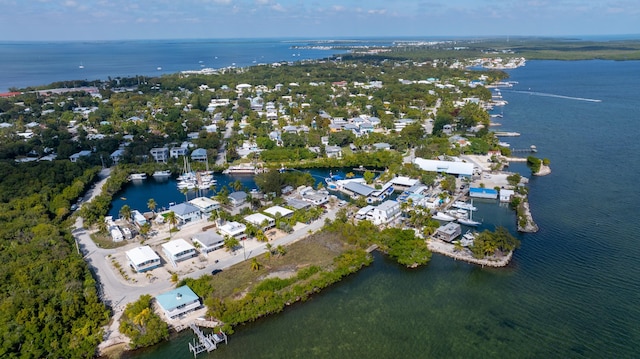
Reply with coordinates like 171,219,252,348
208,229,356,299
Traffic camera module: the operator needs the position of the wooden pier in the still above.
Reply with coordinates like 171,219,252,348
188,323,227,357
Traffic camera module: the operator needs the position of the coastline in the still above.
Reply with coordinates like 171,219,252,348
426,238,513,267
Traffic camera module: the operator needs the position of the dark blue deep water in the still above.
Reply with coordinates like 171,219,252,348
118,60,640,358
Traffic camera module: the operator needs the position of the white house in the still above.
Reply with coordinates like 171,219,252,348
156,285,201,320
189,197,220,215
218,221,247,241
168,203,201,225
244,213,275,231
500,189,515,202
371,200,401,225
170,146,189,158
162,238,197,266
191,148,208,162
263,205,294,218
191,231,225,253
126,245,162,272
150,147,169,163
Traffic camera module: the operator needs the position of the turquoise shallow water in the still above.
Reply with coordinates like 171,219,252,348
124,60,640,358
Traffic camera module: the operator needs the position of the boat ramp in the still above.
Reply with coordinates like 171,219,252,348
187,323,227,357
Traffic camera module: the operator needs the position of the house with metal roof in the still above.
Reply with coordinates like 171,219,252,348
343,181,376,198
126,245,162,272
244,213,275,231
371,200,401,225
228,191,248,207
168,203,201,225
469,187,498,199
190,148,208,162
435,222,462,242
218,221,247,241
156,285,201,320
263,205,294,218
189,197,220,215
191,231,225,253
162,238,197,267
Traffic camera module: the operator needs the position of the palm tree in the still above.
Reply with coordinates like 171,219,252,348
208,210,219,226
119,204,132,223
223,235,239,253
250,258,261,271
166,211,177,234
147,198,157,213
265,242,273,254
180,187,189,202
276,245,287,257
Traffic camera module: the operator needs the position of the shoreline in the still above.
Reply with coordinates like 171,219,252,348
426,238,513,267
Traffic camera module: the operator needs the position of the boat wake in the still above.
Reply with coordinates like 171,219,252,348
505,90,602,103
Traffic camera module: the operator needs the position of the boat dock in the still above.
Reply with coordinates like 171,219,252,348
187,323,227,357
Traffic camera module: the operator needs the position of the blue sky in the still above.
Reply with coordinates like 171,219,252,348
0,0,638,41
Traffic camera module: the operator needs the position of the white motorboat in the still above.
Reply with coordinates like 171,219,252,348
129,173,147,180
456,200,481,226
433,212,456,221
152,170,171,178
452,201,477,211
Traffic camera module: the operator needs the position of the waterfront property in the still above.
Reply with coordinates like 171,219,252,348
500,189,515,202
191,231,225,254
125,245,162,272
169,203,202,225
228,191,248,207
218,221,247,241
435,222,462,242
469,187,499,199
150,147,169,163
189,197,221,215
162,239,197,267
155,285,201,320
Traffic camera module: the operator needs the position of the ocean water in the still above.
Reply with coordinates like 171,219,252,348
0,38,369,92
120,60,640,358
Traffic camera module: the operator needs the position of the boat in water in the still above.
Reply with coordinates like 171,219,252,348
432,212,456,222
456,200,481,226
152,170,172,178
452,201,477,211
129,173,147,180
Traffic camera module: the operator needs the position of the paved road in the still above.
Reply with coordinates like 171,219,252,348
73,167,339,349
215,120,234,165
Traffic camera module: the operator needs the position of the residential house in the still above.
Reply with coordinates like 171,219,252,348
150,147,169,163
499,189,515,202
325,145,342,158
263,205,294,219
70,150,92,162
110,149,124,164
218,221,247,241
168,203,201,225
190,148,208,162
170,146,189,158
435,222,462,242
162,238,197,266
371,200,401,225
191,231,225,253
156,285,201,320
228,191,248,207
126,245,162,272
244,213,275,231
189,197,220,215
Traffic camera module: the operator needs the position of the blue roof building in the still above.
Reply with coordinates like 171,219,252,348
156,285,201,319
469,187,498,199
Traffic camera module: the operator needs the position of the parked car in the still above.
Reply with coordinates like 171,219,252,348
211,269,222,275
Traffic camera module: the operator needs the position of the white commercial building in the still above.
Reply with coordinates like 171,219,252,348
126,245,162,272
413,157,474,177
